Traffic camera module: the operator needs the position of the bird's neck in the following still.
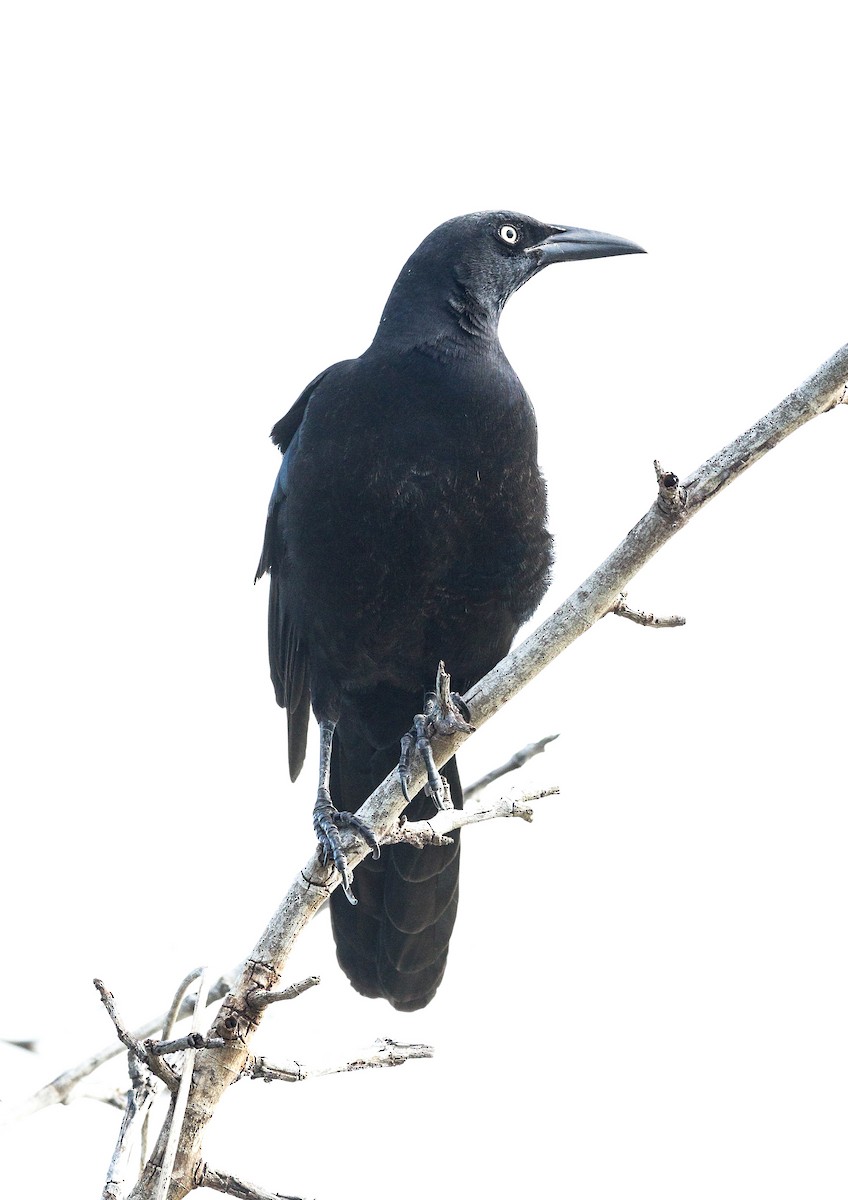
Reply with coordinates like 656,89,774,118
371,267,502,357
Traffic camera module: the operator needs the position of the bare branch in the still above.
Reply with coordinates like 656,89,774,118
102,1075,156,1200
611,593,686,628
118,343,847,1198
0,968,239,1124
464,735,559,799
247,976,321,1012
154,970,211,1200
243,1059,304,1084
161,969,205,1043
195,1166,305,1200
145,1034,226,1057
74,1086,128,1111
94,980,177,1091
384,784,559,848
244,1038,434,1085
103,1025,163,1198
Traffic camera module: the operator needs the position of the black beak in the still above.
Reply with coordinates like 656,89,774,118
530,226,646,263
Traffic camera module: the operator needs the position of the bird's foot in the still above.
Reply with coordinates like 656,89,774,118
313,789,380,905
398,662,475,810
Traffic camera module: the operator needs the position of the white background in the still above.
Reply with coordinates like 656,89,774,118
1,3,846,1197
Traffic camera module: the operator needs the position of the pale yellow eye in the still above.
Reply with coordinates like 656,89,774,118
498,224,520,245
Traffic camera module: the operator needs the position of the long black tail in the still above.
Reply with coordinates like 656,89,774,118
329,729,462,1011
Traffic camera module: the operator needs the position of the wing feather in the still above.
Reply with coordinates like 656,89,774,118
256,368,334,780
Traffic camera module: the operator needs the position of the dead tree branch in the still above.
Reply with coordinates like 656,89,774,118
94,980,177,1092
122,342,848,1198
1,969,239,1125
103,1072,156,1200
247,976,321,1012
193,1167,304,1200
243,1038,434,1085
161,969,206,1045
464,735,560,798
383,784,558,848
153,971,211,1200
8,346,842,1197
611,593,686,628
121,342,846,1199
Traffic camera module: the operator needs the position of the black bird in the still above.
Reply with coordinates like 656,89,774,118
257,211,644,1010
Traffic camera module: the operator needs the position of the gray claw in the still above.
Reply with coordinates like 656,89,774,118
396,664,475,812
313,792,379,905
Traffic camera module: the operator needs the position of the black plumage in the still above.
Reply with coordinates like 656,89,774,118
257,211,644,1009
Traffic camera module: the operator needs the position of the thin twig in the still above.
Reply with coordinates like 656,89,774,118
244,1038,434,1085
155,969,211,1200
195,1165,305,1200
77,1086,128,1111
93,980,177,1090
384,785,559,847
247,976,320,1011
0,967,238,1124
464,735,559,799
161,969,205,1043
102,1071,156,1200
611,592,686,628
145,1034,226,1057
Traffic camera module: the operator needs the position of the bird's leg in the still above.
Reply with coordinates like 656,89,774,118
398,662,475,810
313,718,380,906
399,713,451,808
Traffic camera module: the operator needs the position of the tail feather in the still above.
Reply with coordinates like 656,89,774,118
383,887,459,974
329,732,462,1010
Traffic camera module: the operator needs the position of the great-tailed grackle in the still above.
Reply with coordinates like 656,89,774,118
257,212,644,1010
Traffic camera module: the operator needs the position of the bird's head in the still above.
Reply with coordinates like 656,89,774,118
374,211,645,349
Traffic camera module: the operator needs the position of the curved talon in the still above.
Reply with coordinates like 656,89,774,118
452,694,472,726
334,810,381,860
313,792,379,905
396,665,475,813
414,714,451,809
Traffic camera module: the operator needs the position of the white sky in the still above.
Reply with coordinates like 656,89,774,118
1,3,846,1198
